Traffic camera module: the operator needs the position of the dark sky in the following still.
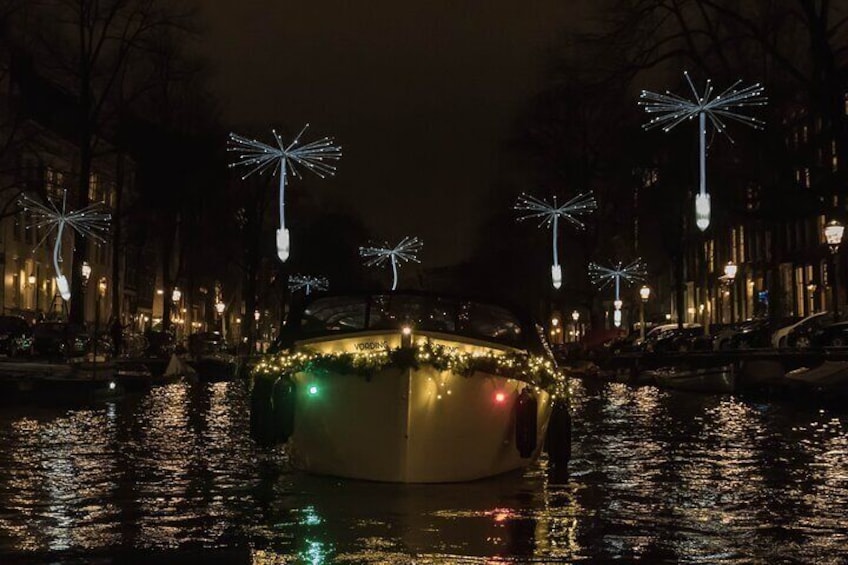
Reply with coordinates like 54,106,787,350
198,1,593,267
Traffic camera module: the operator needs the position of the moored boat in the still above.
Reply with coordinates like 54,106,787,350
647,364,736,394
251,291,570,483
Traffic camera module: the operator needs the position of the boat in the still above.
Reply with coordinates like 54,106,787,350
646,364,736,393
785,361,848,400
250,291,569,483
186,332,240,381
0,358,122,400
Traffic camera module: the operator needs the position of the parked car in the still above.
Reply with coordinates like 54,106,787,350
772,312,833,348
712,318,796,350
810,321,848,347
637,324,704,353
635,323,700,350
31,322,91,358
0,315,32,356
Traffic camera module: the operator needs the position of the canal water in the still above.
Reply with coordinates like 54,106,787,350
0,378,845,564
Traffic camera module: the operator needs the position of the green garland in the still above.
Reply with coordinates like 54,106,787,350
253,338,567,398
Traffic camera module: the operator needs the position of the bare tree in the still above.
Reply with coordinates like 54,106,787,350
26,0,194,323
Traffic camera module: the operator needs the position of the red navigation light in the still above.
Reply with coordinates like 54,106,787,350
494,392,507,404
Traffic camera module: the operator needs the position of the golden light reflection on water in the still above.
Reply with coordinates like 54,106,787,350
0,379,845,563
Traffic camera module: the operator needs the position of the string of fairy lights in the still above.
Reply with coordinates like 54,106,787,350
253,338,568,399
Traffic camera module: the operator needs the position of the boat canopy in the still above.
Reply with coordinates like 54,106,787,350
280,292,543,351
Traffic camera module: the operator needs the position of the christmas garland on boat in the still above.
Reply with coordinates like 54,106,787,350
253,339,567,398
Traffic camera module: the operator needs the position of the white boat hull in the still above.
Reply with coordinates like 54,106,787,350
288,365,552,483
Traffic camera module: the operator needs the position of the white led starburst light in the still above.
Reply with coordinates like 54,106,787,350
515,192,596,289
589,259,647,301
228,124,342,262
20,190,111,301
359,236,423,291
288,274,329,296
640,72,766,231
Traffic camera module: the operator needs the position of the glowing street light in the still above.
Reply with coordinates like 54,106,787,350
825,219,844,320
20,190,110,301
81,261,92,286
590,259,647,329
571,310,580,343
360,236,422,291
640,72,766,231
228,125,342,262
515,192,596,289
172,287,182,303
639,285,651,341
289,274,329,296
613,299,623,328
722,261,738,323
825,219,844,253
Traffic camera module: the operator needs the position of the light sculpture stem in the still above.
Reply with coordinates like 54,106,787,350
552,212,559,268
391,255,398,290
53,221,64,282
279,160,287,232
699,111,706,197
615,275,620,301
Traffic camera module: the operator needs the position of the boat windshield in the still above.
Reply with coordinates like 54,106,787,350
299,294,525,346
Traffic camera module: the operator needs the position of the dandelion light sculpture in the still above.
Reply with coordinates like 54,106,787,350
289,274,329,296
640,72,766,231
20,190,111,301
589,259,647,328
360,236,422,291
228,124,342,262
515,192,596,289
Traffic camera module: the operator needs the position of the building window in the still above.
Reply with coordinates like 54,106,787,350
803,125,809,143
804,167,811,188
833,140,839,172
88,173,100,202
731,228,738,263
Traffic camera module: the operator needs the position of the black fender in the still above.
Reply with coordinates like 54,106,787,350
515,387,538,458
250,375,295,446
545,398,571,468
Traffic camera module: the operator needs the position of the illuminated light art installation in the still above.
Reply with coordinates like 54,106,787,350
359,236,422,291
515,192,596,289
589,259,647,328
289,274,329,296
20,191,111,301
228,124,342,262
639,72,766,231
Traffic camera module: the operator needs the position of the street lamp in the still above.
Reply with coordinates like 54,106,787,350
93,277,107,368
724,261,738,323
825,219,844,320
171,287,182,303
639,285,651,341
81,261,91,286
215,300,226,341
571,310,580,343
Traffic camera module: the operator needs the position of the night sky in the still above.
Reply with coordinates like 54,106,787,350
199,1,593,266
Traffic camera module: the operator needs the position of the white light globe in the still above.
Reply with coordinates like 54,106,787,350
551,264,562,289
56,275,71,301
695,193,710,231
276,228,290,262
613,309,622,328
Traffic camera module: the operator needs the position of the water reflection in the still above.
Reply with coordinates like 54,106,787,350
0,379,845,563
